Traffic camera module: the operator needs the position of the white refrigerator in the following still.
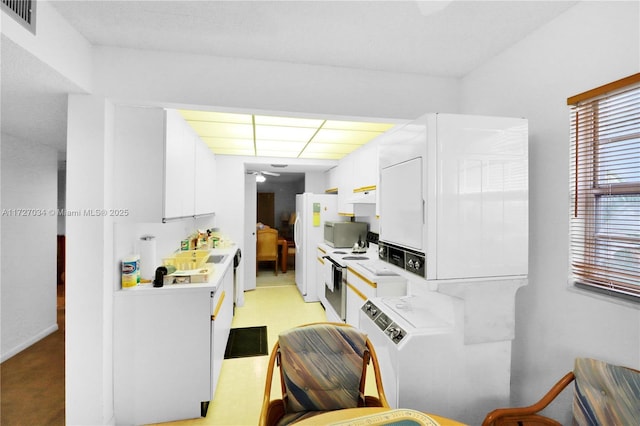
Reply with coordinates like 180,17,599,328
294,193,339,302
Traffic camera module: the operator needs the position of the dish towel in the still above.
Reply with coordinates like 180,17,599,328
324,258,334,291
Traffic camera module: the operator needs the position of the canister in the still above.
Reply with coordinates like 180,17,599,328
121,255,139,289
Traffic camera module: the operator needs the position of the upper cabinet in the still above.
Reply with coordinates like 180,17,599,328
194,138,217,216
114,106,165,223
113,106,216,223
351,141,379,193
336,154,355,216
164,109,216,221
164,110,196,219
324,166,339,195
332,138,382,217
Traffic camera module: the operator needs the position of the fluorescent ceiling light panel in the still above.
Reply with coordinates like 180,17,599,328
254,115,323,128
180,110,251,124
256,150,301,158
298,151,344,160
301,142,362,155
312,129,382,144
179,109,395,160
323,120,395,132
209,147,255,156
189,121,253,139
203,138,254,150
255,125,317,142
256,140,307,152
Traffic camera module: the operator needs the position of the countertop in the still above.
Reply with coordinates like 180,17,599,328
318,242,404,282
118,245,237,294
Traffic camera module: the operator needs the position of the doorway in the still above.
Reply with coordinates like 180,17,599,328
257,192,275,227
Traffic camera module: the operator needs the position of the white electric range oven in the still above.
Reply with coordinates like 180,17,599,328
322,246,376,323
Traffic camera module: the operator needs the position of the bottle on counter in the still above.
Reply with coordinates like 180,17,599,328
121,255,139,289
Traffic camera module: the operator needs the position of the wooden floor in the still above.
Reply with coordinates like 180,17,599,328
0,286,66,426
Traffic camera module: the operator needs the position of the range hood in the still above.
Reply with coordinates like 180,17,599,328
347,186,376,204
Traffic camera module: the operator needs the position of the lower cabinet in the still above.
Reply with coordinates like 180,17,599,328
345,266,407,328
316,246,328,308
345,270,374,327
210,267,233,397
114,267,233,425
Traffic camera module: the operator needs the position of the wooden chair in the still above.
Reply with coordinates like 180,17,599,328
482,358,640,426
259,322,389,426
257,227,279,275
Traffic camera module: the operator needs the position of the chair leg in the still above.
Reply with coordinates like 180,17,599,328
274,260,278,276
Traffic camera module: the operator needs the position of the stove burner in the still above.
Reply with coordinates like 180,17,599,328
333,251,348,254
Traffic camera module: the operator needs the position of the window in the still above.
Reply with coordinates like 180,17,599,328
569,73,640,301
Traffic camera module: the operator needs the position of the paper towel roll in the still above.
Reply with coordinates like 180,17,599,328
139,236,157,281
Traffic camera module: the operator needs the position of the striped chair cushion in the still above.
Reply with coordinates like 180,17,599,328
573,357,640,425
278,324,368,413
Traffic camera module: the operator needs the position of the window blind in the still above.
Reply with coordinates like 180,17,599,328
569,74,640,300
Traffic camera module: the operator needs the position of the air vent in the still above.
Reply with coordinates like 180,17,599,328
1,0,36,34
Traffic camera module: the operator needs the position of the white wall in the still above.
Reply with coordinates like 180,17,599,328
1,134,58,361
460,1,640,421
92,47,459,120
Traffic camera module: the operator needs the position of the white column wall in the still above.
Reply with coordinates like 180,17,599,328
65,95,115,425
460,1,640,422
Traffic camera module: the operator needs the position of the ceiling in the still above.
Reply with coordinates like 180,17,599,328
1,1,578,162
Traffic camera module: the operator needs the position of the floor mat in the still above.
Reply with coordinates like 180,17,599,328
224,326,269,359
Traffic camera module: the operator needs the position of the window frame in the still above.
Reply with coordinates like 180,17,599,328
568,73,640,302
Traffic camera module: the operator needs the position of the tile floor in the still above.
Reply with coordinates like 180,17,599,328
158,270,327,425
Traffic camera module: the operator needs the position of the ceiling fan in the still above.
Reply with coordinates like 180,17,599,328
247,170,280,182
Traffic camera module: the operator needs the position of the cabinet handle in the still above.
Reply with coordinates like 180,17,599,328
211,291,226,321
347,282,367,301
346,266,377,289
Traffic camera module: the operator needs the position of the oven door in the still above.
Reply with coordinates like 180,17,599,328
323,256,346,321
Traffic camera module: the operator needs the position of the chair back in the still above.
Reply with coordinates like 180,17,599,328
259,322,389,426
279,323,368,412
257,228,278,260
573,357,640,424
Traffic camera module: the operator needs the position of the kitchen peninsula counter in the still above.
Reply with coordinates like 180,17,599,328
120,245,237,292
113,245,236,425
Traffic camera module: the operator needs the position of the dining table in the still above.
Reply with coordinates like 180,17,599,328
294,407,467,426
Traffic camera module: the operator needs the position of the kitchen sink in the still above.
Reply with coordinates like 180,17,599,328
207,254,227,264
165,250,210,270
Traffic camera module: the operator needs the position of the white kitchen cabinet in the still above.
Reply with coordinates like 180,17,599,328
194,137,217,216
114,287,213,425
164,109,218,220
345,274,371,327
316,245,329,308
113,106,165,222
164,109,196,219
351,141,379,192
345,264,407,328
333,140,381,217
113,105,216,222
211,266,233,396
324,166,339,194
336,154,355,217
114,259,235,425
